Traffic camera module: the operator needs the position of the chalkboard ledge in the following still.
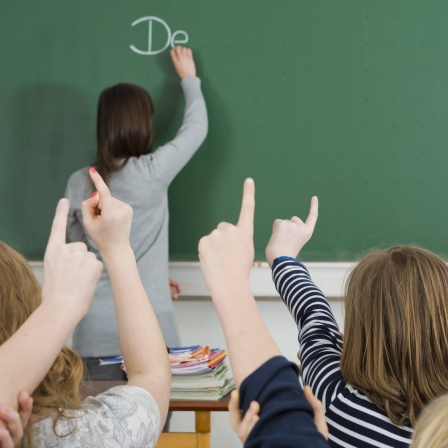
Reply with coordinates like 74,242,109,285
29,261,354,300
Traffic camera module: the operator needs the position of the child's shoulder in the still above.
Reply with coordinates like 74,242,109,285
336,383,373,407
67,166,90,187
65,167,91,202
326,384,413,444
331,384,409,427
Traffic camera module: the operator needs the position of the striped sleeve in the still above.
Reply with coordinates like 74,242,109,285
272,257,345,411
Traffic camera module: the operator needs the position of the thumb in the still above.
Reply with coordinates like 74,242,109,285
18,391,33,428
229,390,242,431
304,386,328,439
237,178,255,235
82,192,100,222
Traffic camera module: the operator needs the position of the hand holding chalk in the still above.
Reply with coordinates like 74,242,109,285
171,46,196,79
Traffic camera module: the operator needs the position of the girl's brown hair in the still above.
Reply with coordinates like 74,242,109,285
340,245,448,426
0,242,83,446
95,83,154,184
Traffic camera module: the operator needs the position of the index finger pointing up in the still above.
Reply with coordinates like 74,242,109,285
47,198,70,247
237,178,255,234
305,196,319,230
89,168,111,202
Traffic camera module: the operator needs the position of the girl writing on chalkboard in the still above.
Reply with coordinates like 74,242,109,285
265,203,448,447
65,46,208,375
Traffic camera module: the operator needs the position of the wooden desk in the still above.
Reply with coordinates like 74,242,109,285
81,381,230,448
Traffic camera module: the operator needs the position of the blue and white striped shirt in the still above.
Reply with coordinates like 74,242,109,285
272,257,413,448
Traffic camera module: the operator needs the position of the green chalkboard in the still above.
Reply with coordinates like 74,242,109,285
2,1,448,261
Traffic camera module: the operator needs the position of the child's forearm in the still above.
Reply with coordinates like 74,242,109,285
211,283,282,388
104,248,171,423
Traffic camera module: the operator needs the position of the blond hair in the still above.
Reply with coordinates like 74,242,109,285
340,245,448,426
412,394,448,448
0,242,83,447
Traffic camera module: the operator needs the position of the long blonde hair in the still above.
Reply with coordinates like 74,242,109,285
412,394,448,447
0,242,84,446
340,245,448,426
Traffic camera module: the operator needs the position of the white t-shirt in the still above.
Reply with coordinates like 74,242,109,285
33,385,160,448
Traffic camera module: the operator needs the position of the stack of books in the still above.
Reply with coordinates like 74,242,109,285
99,345,235,401
168,345,235,401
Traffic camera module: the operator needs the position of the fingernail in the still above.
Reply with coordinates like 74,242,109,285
0,405,10,414
90,167,96,173
90,192,98,198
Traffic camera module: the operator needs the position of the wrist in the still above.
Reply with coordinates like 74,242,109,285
272,255,297,267
180,74,197,80
210,284,256,320
100,245,134,265
209,281,252,303
101,246,137,276
37,300,84,328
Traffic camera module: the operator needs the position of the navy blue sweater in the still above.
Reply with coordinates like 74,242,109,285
240,356,328,447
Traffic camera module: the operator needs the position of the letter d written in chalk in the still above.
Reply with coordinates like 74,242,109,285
130,16,189,56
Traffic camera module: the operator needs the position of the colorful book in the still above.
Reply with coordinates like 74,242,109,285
99,345,235,401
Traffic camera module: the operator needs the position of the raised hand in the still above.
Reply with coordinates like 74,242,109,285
265,196,318,267
82,168,133,261
169,279,181,300
82,168,171,426
0,391,33,448
198,178,255,296
42,198,103,318
304,386,328,440
170,46,196,79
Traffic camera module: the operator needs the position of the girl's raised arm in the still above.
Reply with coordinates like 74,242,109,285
0,199,102,409
82,168,171,427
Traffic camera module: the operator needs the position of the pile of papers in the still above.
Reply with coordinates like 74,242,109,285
99,345,235,401
169,345,235,401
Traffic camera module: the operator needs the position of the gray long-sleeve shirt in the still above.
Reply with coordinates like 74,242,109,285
65,77,208,357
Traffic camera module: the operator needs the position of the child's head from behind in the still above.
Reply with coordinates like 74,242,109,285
0,242,41,337
340,245,448,426
0,242,83,440
412,394,448,448
96,83,154,182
